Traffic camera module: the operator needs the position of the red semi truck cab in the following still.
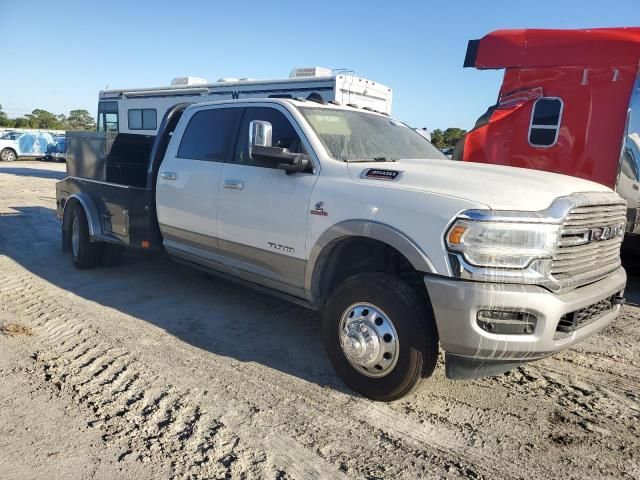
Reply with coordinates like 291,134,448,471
457,28,640,233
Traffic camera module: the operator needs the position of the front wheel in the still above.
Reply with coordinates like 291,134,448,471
322,273,438,401
0,148,17,162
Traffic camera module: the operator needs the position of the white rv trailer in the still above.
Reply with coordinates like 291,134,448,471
97,67,393,135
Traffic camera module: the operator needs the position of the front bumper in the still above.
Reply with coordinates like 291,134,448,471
423,268,626,379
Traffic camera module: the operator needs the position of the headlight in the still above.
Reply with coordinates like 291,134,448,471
446,219,560,269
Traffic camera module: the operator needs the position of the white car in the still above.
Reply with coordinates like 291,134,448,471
0,131,55,161
0,131,20,161
56,97,627,401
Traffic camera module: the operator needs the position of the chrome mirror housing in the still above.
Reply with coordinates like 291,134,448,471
249,120,273,158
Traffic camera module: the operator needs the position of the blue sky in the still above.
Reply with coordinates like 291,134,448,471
0,0,637,130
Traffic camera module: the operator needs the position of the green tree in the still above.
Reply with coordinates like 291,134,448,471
430,129,445,149
12,117,30,128
430,127,467,150
65,109,95,131
442,128,466,149
25,109,64,129
0,104,10,127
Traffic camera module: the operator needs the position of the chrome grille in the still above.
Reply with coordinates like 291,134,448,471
552,203,626,288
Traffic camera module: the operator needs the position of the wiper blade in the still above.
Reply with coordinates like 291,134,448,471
348,157,398,163
373,156,397,162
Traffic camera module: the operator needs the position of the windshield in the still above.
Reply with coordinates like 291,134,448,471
299,107,446,162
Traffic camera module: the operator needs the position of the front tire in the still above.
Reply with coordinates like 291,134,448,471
0,148,17,162
68,204,101,269
322,273,438,401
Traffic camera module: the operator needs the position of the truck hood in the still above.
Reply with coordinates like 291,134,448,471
349,158,613,211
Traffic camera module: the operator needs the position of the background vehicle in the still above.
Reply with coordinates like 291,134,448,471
45,136,66,162
0,130,56,161
96,66,392,136
0,131,19,161
0,130,20,140
455,28,640,234
57,95,626,401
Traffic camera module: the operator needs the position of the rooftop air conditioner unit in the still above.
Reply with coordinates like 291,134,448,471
289,66,332,78
170,76,208,86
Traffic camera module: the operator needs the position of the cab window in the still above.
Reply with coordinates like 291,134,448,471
128,108,157,130
529,98,563,147
177,108,243,161
97,101,119,133
234,107,304,168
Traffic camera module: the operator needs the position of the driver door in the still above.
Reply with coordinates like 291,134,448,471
216,105,318,290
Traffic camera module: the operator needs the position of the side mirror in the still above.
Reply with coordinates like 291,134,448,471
249,120,273,158
248,119,311,174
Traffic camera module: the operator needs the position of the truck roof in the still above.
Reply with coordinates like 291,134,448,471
181,96,392,117
465,27,640,69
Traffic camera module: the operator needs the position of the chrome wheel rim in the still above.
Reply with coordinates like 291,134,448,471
339,303,399,378
1,150,15,161
71,216,80,257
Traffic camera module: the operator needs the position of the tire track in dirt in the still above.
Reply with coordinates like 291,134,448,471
0,258,499,479
0,263,349,480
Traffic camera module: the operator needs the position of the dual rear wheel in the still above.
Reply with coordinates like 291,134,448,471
66,204,123,269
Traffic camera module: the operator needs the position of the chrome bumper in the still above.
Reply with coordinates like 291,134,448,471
423,268,626,379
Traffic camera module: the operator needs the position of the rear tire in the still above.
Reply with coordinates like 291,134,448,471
68,204,101,269
0,148,17,162
322,272,438,401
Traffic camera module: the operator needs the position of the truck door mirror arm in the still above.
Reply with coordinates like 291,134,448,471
249,119,311,174
251,145,311,174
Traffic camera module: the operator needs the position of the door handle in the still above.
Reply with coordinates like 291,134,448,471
224,180,244,190
160,171,177,181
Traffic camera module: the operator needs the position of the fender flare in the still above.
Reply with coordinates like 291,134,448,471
305,220,438,303
62,193,102,238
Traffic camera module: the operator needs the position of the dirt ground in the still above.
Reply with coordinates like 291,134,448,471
0,161,638,480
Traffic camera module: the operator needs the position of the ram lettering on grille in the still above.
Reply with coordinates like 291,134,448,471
552,203,626,289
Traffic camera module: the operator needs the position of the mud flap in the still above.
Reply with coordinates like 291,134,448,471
445,353,526,380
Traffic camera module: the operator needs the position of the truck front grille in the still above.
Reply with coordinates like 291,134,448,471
556,295,615,335
551,203,626,289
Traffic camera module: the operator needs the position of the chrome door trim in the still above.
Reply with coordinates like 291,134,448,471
160,223,307,290
164,240,308,301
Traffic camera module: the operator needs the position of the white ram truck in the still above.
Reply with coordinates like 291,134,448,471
56,97,627,401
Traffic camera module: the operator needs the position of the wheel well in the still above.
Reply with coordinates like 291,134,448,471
313,236,428,308
1,147,17,154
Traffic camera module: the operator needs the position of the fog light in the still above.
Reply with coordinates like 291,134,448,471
477,310,537,335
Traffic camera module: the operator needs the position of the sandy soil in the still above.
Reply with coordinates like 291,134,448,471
0,161,638,480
